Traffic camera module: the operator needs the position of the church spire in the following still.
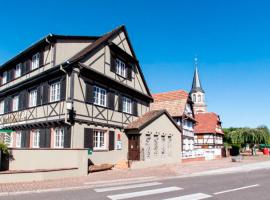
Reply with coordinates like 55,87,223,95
191,57,204,93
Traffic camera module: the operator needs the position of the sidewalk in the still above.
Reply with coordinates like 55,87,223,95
1,155,270,194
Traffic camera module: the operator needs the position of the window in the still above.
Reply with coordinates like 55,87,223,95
15,63,22,78
16,131,22,148
115,58,126,77
198,94,201,102
2,71,7,84
123,97,132,114
54,128,64,148
93,130,106,150
12,95,19,111
0,100,4,115
50,82,61,102
31,53,40,70
192,94,196,102
32,129,40,148
93,86,107,107
4,133,13,148
29,89,37,107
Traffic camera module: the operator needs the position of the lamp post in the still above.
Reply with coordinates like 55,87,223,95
66,98,76,125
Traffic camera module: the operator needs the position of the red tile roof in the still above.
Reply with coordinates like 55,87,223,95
150,90,189,117
194,112,223,134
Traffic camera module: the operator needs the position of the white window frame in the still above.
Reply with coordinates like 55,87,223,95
32,129,40,148
50,81,61,102
93,130,106,150
4,133,13,148
54,128,64,148
2,71,7,84
123,97,132,114
31,53,40,70
93,86,107,107
16,131,22,148
12,95,19,111
29,89,37,107
0,100,4,115
15,63,22,78
115,58,126,77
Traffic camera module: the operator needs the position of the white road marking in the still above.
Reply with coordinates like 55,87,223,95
163,193,212,200
95,181,162,192
214,184,260,195
84,176,156,185
107,186,183,200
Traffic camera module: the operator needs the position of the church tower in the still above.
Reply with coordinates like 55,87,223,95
190,58,207,113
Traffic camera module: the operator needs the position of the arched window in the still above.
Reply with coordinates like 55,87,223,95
198,94,201,102
192,94,196,102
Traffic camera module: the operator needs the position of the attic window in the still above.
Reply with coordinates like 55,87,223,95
31,53,40,70
2,71,7,84
115,58,126,77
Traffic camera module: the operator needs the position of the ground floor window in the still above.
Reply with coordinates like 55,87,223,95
93,130,106,150
54,128,64,148
3,133,13,148
32,129,40,148
16,131,22,148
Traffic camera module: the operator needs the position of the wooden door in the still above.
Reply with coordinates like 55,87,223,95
128,135,140,160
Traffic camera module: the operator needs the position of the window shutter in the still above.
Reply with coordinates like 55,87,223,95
24,59,31,73
37,86,42,106
7,69,13,82
21,130,26,147
118,94,123,111
21,130,30,148
110,54,116,72
20,90,28,110
45,128,51,148
133,100,138,116
107,91,115,110
25,130,30,148
4,98,9,113
21,61,26,75
85,83,93,103
60,78,66,100
42,83,49,104
19,92,24,110
39,51,44,67
84,128,93,149
109,131,115,151
127,65,132,81
64,126,71,148
39,129,46,148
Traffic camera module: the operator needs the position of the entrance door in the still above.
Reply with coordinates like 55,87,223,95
128,135,140,160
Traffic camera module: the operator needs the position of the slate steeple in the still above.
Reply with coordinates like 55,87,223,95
190,57,207,113
191,58,204,93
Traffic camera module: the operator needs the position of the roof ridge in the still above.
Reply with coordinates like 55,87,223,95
152,89,188,95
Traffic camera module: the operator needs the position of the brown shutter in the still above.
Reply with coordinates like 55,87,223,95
42,83,49,104
22,130,30,148
84,128,93,149
37,86,42,106
45,128,51,148
60,78,66,100
39,51,44,67
85,83,93,103
39,129,46,148
110,54,116,72
64,126,71,148
118,94,123,111
107,90,115,110
126,65,132,81
109,131,115,151
133,100,138,116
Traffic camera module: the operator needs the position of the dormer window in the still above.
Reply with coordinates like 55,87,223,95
115,58,126,77
2,71,7,84
31,53,40,70
15,63,22,78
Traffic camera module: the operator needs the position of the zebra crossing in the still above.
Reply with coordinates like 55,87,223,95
92,180,212,200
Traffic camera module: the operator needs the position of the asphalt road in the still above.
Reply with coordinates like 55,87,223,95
1,169,270,200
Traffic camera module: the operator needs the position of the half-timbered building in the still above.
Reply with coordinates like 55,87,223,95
150,90,197,159
0,26,182,169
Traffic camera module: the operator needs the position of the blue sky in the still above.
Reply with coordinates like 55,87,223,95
0,0,269,128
